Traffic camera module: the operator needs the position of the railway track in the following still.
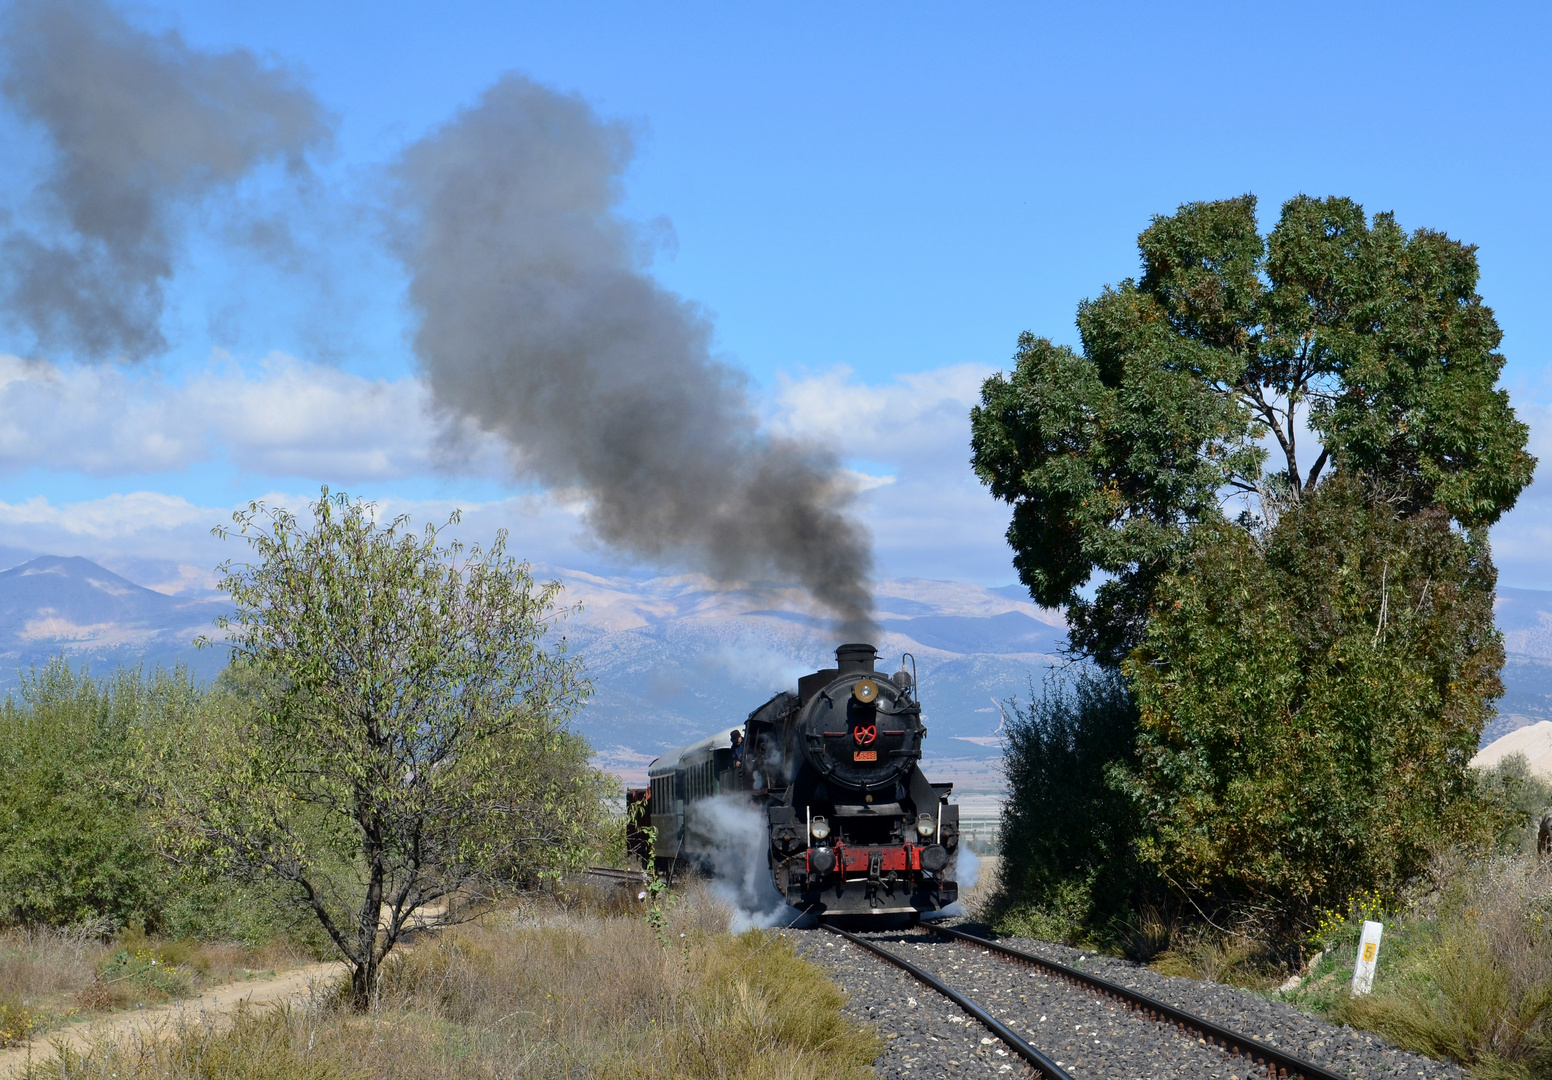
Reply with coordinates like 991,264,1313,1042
581,864,648,887
825,924,1071,1079
822,923,1348,1080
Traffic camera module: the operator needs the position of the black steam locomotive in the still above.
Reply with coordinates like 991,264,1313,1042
632,644,960,920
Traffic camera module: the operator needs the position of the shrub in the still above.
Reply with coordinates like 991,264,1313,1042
988,668,1149,946
1284,853,1552,1079
1476,754,1552,854
0,661,199,928
0,659,328,951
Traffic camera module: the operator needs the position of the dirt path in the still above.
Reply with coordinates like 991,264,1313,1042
0,960,347,1076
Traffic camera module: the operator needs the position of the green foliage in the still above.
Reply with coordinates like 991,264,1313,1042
155,873,333,953
96,942,196,999
1476,755,1552,855
969,327,1258,663
977,195,1535,950
146,488,597,1008
1123,476,1507,933
1281,855,1552,1079
0,661,198,928
989,669,1147,944
0,660,328,948
971,193,1535,662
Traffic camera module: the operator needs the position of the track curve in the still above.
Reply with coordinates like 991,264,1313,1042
922,925,1344,1080
824,924,1071,1079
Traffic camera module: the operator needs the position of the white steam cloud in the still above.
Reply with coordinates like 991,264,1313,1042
695,794,813,932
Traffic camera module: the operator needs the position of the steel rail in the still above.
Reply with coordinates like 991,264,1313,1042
581,865,648,885
822,924,1073,1080
925,924,1344,1080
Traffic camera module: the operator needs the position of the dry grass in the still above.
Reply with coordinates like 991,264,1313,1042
1144,933,1284,991
0,924,112,1046
17,893,880,1080
0,925,305,1047
1326,854,1552,1079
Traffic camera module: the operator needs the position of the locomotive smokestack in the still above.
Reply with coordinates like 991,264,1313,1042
835,643,877,676
390,76,878,638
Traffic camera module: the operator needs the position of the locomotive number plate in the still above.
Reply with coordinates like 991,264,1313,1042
853,750,877,761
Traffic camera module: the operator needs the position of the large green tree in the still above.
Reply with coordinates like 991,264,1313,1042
971,194,1534,663
148,490,598,1008
975,196,1536,943
1124,476,1506,932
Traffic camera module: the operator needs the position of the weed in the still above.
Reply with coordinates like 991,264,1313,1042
19,896,879,1079
1278,852,1552,1076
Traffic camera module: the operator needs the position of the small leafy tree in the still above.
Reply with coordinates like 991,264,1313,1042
150,489,593,1008
0,662,199,927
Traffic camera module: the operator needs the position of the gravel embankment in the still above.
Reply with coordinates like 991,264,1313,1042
790,928,1466,1080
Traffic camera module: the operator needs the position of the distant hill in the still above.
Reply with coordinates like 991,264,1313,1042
3,554,1549,772
1484,587,1552,745
555,572,1067,780
0,555,229,686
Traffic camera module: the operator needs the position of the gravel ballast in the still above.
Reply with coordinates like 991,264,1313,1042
790,928,1466,1080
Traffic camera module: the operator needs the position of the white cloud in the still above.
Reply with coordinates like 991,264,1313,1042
0,353,1533,621
1491,400,1552,591
0,353,509,481
771,362,1552,592
0,352,1025,584
0,487,599,598
0,353,1031,601
771,364,1018,584
773,364,992,473
0,491,210,538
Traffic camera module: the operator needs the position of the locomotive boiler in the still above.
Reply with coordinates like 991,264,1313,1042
637,643,960,920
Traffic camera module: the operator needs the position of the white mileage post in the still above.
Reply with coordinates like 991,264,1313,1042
1351,920,1384,994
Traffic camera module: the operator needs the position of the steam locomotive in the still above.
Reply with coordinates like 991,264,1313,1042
630,643,960,920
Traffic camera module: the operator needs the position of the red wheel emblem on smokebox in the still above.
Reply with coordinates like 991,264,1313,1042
853,724,877,745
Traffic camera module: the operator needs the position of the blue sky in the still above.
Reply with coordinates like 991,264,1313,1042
0,0,1547,596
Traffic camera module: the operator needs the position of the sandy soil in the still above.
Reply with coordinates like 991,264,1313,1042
0,959,346,1076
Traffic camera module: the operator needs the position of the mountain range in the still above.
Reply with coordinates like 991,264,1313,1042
0,556,230,684
3,554,1550,789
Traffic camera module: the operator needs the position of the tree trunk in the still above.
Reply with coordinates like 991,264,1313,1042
352,815,386,1012
349,956,375,1011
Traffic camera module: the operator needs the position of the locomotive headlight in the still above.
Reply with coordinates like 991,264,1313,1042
915,813,936,838
810,815,831,841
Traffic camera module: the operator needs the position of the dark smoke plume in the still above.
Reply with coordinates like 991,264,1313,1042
0,0,330,359
393,76,877,637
